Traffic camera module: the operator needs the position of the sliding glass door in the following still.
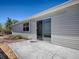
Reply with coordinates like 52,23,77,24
42,18,51,38
37,18,51,41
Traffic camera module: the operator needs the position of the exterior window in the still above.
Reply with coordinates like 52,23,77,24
23,22,29,31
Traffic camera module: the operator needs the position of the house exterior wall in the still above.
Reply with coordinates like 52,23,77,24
51,3,79,50
33,3,79,49
12,20,37,40
12,3,79,50
12,23,23,32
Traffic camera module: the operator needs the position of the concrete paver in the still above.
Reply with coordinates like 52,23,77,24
8,40,79,59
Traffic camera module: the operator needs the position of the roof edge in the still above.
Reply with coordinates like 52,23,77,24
12,0,79,26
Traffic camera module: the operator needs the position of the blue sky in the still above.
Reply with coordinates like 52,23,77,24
0,0,68,24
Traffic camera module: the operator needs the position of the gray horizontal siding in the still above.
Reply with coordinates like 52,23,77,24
12,20,37,39
51,3,79,50
52,3,79,37
12,23,23,32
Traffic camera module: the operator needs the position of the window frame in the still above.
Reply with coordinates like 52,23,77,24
23,21,30,32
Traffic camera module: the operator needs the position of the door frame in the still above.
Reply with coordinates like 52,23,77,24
36,18,51,41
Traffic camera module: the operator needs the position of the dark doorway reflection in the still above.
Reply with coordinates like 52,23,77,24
37,20,43,40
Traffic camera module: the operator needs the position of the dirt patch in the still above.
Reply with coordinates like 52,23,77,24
0,35,26,43
0,39,25,43
3,35,28,40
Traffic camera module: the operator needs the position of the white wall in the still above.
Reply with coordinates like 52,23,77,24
12,20,37,40
51,3,79,50
12,23,23,32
